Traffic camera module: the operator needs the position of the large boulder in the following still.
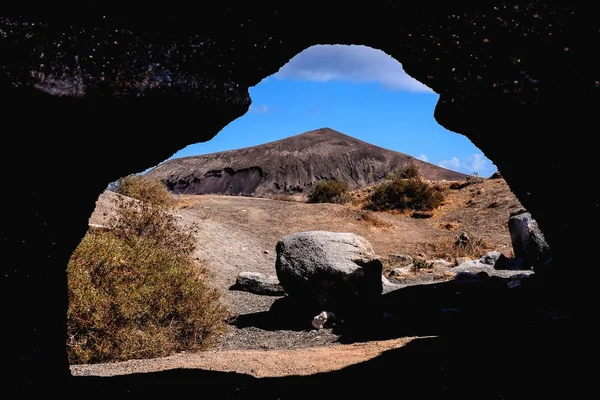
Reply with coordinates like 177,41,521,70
275,231,383,319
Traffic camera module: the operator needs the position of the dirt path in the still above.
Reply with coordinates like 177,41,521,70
71,336,425,378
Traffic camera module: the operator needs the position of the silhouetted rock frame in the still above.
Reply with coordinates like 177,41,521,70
1,3,592,396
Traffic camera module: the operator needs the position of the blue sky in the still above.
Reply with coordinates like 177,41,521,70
165,45,497,177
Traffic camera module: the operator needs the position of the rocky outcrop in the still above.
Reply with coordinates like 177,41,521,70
508,208,551,269
145,128,468,197
1,3,592,392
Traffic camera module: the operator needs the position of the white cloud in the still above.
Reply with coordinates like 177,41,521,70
249,104,271,113
438,157,461,170
417,154,428,162
438,153,495,176
275,45,434,93
463,153,488,173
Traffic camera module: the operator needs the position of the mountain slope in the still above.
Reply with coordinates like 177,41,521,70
145,127,469,197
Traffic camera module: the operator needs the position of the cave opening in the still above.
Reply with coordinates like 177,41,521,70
65,45,537,377
2,6,582,395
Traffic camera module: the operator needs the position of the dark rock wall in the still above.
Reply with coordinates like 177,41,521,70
1,1,595,391
166,166,266,195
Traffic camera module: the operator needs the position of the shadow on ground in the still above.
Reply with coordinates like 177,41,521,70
67,274,582,399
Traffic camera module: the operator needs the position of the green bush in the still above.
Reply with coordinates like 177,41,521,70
364,176,445,213
67,176,228,364
307,179,349,204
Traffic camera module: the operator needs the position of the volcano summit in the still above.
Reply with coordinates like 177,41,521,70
145,127,469,197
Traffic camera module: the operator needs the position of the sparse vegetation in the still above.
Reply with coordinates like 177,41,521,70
449,174,485,190
109,173,175,207
410,259,434,273
364,173,445,213
427,231,496,262
270,194,297,202
307,179,350,204
67,175,228,364
334,208,391,228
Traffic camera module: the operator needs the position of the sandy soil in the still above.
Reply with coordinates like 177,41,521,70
76,177,525,379
70,336,424,378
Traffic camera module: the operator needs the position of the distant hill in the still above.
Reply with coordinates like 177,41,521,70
145,127,470,197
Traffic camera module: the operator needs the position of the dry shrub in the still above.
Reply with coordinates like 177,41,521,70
364,176,445,213
270,194,297,202
449,175,485,190
109,173,174,207
308,179,350,204
67,175,228,364
428,231,496,262
108,194,197,256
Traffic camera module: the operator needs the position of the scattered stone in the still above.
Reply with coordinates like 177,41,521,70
455,231,470,247
454,258,535,279
311,311,338,330
429,259,454,269
433,270,457,281
232,271,286,296
454,257,472,266
480,251,502,265
389,266,413,278
388,254,414,264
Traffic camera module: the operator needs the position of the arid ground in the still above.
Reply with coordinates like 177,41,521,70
72,176,529,383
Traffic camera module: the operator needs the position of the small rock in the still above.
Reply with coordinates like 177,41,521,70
429,259,454,269
389,266,413,278
454,257,471,266
480,251,502,266
389,254,414,263
312,311,337,330
233,271,286,296
433,270,456,281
